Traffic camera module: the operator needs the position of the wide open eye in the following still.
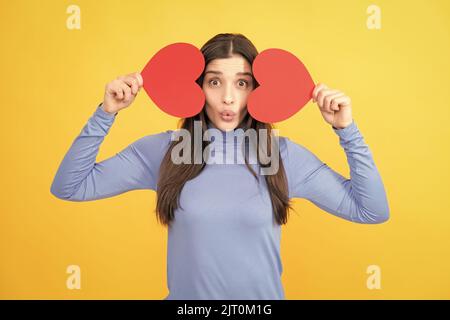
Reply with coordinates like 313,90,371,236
238,80,249,87
209,79,220,86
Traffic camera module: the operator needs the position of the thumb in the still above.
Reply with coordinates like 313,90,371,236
135,72,144,88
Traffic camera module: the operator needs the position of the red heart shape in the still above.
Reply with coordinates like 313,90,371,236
140,43,205,118
248,48,315,123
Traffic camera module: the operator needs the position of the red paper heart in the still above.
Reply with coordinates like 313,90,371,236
248,48,315,123
140,43,205,118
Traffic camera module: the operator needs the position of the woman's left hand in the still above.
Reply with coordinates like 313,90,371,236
312,83,353,129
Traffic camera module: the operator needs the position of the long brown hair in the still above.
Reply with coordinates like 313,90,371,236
156,33,293,226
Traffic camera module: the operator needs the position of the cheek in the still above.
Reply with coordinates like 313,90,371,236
203,88,219,105
238,91,252,107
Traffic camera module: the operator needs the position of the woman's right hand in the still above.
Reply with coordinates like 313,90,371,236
102,72,144,114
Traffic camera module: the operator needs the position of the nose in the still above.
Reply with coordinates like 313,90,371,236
222,83,235,105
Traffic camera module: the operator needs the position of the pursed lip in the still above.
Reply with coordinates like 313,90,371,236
220,110,236,116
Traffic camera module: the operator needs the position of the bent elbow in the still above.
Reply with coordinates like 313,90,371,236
357,205,390,224
374,210,390,224
374,201,391,224
50,182,71,201
50,186,64,200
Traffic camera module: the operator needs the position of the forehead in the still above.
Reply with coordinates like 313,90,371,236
205,55,252,75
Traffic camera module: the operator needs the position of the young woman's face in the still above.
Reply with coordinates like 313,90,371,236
202,54,254,131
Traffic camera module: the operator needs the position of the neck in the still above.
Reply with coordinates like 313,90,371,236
203,118,250,164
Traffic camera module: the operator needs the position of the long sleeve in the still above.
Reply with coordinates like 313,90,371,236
284,120,390,224
50,103,172,201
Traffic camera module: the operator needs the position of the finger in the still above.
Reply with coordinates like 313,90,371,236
312,83,328,102
113,84,124,100
121,82,132,101
135,72,143,88
312,83,327,102
122,77,139,95
333,96,351,107
328,93,346,111
124,72,143,90
322,90,340,111
318,89,339,111
114,79,128,100
107,80,124,100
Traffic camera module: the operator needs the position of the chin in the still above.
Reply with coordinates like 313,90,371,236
218,120,239,131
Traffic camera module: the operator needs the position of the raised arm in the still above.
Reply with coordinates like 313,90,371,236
50,103,172,201
284,120,390,224
50,72,173,201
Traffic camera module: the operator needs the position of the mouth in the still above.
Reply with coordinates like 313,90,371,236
219,110,236,122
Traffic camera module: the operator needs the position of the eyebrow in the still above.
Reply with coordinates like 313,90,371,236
204,70,253,77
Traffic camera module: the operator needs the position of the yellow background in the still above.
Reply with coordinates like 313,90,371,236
1,0,449,299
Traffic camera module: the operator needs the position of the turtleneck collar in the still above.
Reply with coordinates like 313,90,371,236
203,118,251,164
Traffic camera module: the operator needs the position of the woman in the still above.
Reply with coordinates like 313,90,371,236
50,33,390,300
